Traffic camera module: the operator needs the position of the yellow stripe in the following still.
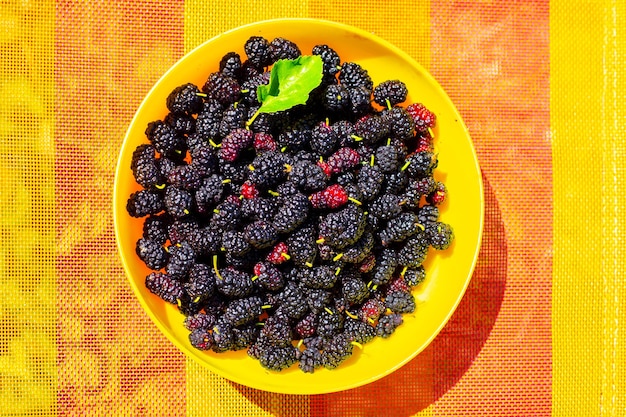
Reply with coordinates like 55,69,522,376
0,0,56,415
551,0,626,415
306,5,432,415
184,0,308,52
184,2,309,415
308,0,431,71
184,1,430,412
187,362,311,417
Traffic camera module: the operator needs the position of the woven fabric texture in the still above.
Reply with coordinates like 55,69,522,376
0,0,624,416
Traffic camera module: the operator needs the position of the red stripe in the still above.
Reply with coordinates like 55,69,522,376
54,1,185,415
430,1,552,415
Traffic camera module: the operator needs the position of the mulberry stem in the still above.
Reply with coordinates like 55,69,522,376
350,341,363,349
212,255,223,281
246,109,260,127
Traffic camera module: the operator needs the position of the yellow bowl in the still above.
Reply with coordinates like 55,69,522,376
113,18,483,395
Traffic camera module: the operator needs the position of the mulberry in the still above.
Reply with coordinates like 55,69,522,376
202,72,240,106
375,145,401,173
285,224,317,267
310,120,338,156
382,107,415,140
339,62,373,90
215,267,255,298
136,238,168,270
317,306,344,339
221,230,251,257
327,147,360,174
127,190,163,218
323,84,351,113
184,312,217,331
343,318,376,344
406,102,436,133
219,52,242,79
269,37,301,61
309,184,348,209
189,327,214,350
164,187,192,219
341,275,370,305
131,144,161,189
185,263,216,301
371,248,398,286
146,120,184,155
167,165,201,191
260,312,293,347
425,222,454,250
294,311,318,339
354,115,388,145
299,347,323,373
244,220,278,249
299,265,337,289
258,345,298,371
165,241,196,279
145,272,184,304
403,266,426,287
244,36,273,68
356,164,383,201
376,313,403,338
379,212,421,245
373,80,408,107
312,44,341,78
219,128,253,162
398,233,430,267
404,152,437,179
252,261,284,291
368,194,404,220
321,333,354,369
272,193,310,234
223,296,263,326
318,205,366,249
142,214,170,245
166,83,204,115
341,231,374,264
385,290,416,314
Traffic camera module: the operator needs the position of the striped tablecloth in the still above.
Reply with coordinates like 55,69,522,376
2,0,624,415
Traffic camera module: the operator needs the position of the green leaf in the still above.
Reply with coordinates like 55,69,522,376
255,55,324,114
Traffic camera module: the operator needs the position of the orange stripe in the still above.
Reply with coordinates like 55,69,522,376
430,1,552,415
55,1,186,415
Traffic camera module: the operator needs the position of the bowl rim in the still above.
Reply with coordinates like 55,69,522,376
113,17,484,394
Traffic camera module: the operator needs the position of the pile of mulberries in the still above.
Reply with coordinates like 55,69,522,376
126,35,453,373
